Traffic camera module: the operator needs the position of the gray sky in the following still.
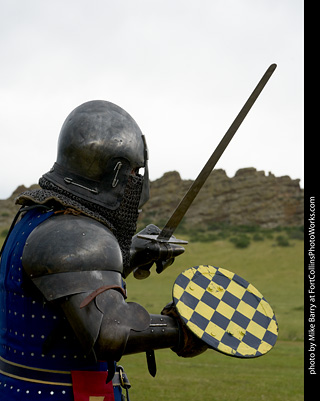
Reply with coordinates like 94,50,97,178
0,0,304,199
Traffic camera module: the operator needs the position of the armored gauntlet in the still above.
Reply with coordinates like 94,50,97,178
161,302,208,357
128,224,185,279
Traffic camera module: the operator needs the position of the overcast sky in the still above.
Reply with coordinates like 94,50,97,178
0,0,303,199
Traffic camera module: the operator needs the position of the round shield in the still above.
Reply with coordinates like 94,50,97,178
172,265,278,358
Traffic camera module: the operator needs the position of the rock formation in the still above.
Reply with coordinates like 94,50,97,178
0,169,304,236
140,168,304,229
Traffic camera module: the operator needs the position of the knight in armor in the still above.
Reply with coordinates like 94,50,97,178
0,100,206,401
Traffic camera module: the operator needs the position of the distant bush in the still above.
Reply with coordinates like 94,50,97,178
233,225,260,234
229,234,251,249
275,235,290,247
252,234,264,241
189,232,220,242
286,226,304,241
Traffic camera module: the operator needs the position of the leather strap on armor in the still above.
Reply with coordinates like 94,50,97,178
80,285,127,309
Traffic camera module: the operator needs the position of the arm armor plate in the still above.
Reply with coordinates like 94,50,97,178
22,214,150,361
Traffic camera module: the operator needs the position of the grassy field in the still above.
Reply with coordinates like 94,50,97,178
122,237,304,401
0,234,304,400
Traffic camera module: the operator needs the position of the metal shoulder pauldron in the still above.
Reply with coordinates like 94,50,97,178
22,213,123,284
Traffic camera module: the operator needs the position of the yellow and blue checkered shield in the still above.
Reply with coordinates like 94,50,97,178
173,265,278,358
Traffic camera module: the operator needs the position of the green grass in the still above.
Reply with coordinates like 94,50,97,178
0,236,304,400
122,238,304,400
122,342,303,401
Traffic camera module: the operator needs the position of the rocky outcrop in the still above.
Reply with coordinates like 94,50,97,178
140,168,304,229
0,168,304,235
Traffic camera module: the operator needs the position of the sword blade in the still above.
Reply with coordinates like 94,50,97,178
157,64,277,241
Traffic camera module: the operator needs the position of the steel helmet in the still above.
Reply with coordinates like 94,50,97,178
43,100,149,209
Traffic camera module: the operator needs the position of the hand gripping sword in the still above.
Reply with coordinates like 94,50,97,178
138,64,277,251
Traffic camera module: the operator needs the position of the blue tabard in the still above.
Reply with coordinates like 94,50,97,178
0,207,122,400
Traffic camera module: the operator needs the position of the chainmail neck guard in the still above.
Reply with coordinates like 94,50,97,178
16,175,143,273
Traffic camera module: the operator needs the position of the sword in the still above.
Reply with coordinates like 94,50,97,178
138,64,277,245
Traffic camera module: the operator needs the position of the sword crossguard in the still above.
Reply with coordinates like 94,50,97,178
137,234,188,245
